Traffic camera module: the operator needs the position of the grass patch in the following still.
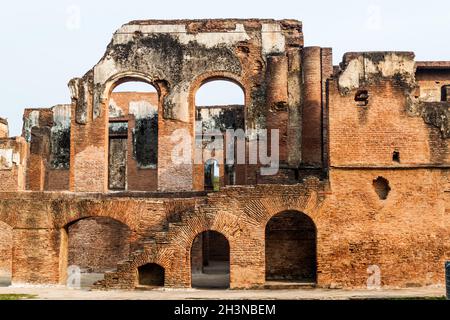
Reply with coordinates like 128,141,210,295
0,294,37,300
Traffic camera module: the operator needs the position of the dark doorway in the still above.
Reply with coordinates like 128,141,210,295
265,211,317,283
138,263,165,287
191,231,230,289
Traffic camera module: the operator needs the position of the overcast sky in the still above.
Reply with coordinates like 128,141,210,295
1,0,449,136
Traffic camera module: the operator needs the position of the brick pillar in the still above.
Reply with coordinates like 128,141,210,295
287,48,302,167
320,48,334,170
27,127,51,191
11,228,68,286
301,47,323,167
266,55,289,163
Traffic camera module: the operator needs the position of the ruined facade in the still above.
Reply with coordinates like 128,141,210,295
0,19,449,290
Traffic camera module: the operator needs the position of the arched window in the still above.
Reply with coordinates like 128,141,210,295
108,81,159,191
195,79,245,187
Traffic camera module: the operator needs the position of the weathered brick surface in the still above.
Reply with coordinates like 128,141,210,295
0,20,449,292
0,221,12,274
68,217,131,272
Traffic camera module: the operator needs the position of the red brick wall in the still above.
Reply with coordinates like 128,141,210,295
328,80,450,166
0,222,12,274
67,217,131,273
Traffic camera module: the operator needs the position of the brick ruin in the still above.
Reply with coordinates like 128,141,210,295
0,19,449,290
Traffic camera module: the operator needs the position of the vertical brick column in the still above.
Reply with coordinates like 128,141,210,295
301,47,323,166
266,55,289,163
320,48,334,169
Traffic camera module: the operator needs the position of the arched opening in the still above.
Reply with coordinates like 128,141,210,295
108,80,159,191
204,159,220,191
265,211,317,285
373,177,391,200
0,221,12,287
195,79,245,188
66,217,131,288
138,263,165,287
191,231,230,289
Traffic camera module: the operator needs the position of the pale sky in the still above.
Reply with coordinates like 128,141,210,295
1,0,449,136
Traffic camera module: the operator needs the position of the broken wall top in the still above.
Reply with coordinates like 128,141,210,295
336,51,416,95
70,18,303,127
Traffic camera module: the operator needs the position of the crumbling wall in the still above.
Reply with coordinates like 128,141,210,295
109,92,159,191
23,105,71,191
0,137,27,192
329,52,450,166
416,62,450,102
69,19,304,192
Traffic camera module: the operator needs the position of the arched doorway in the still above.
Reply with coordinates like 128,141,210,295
65,217,131,288
0,221,12,287
195,79,245,188
108,80,159,191
138,263,165,287
265,211,317,284
191,231,230,289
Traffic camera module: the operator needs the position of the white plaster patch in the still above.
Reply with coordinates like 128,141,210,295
52,105,71,128
109,98,125,118
261,23,286,56
129,100,158,119
28,111,40,128
338,59,365,91
338,53,416,92
114,24,251,49
0,149,13,169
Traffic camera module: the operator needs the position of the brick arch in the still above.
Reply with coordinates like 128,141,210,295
100,71,163,103
56,212,133,231
51,199,143,230
189,71,249,120
240,191,320,228
62,215,132,231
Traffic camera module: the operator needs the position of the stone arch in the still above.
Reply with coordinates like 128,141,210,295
265,210,317,283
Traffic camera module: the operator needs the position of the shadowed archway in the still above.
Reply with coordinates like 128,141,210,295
265,211,317,284
191,230,230,289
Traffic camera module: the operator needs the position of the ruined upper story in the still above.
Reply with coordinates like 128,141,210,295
1,19,450,193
